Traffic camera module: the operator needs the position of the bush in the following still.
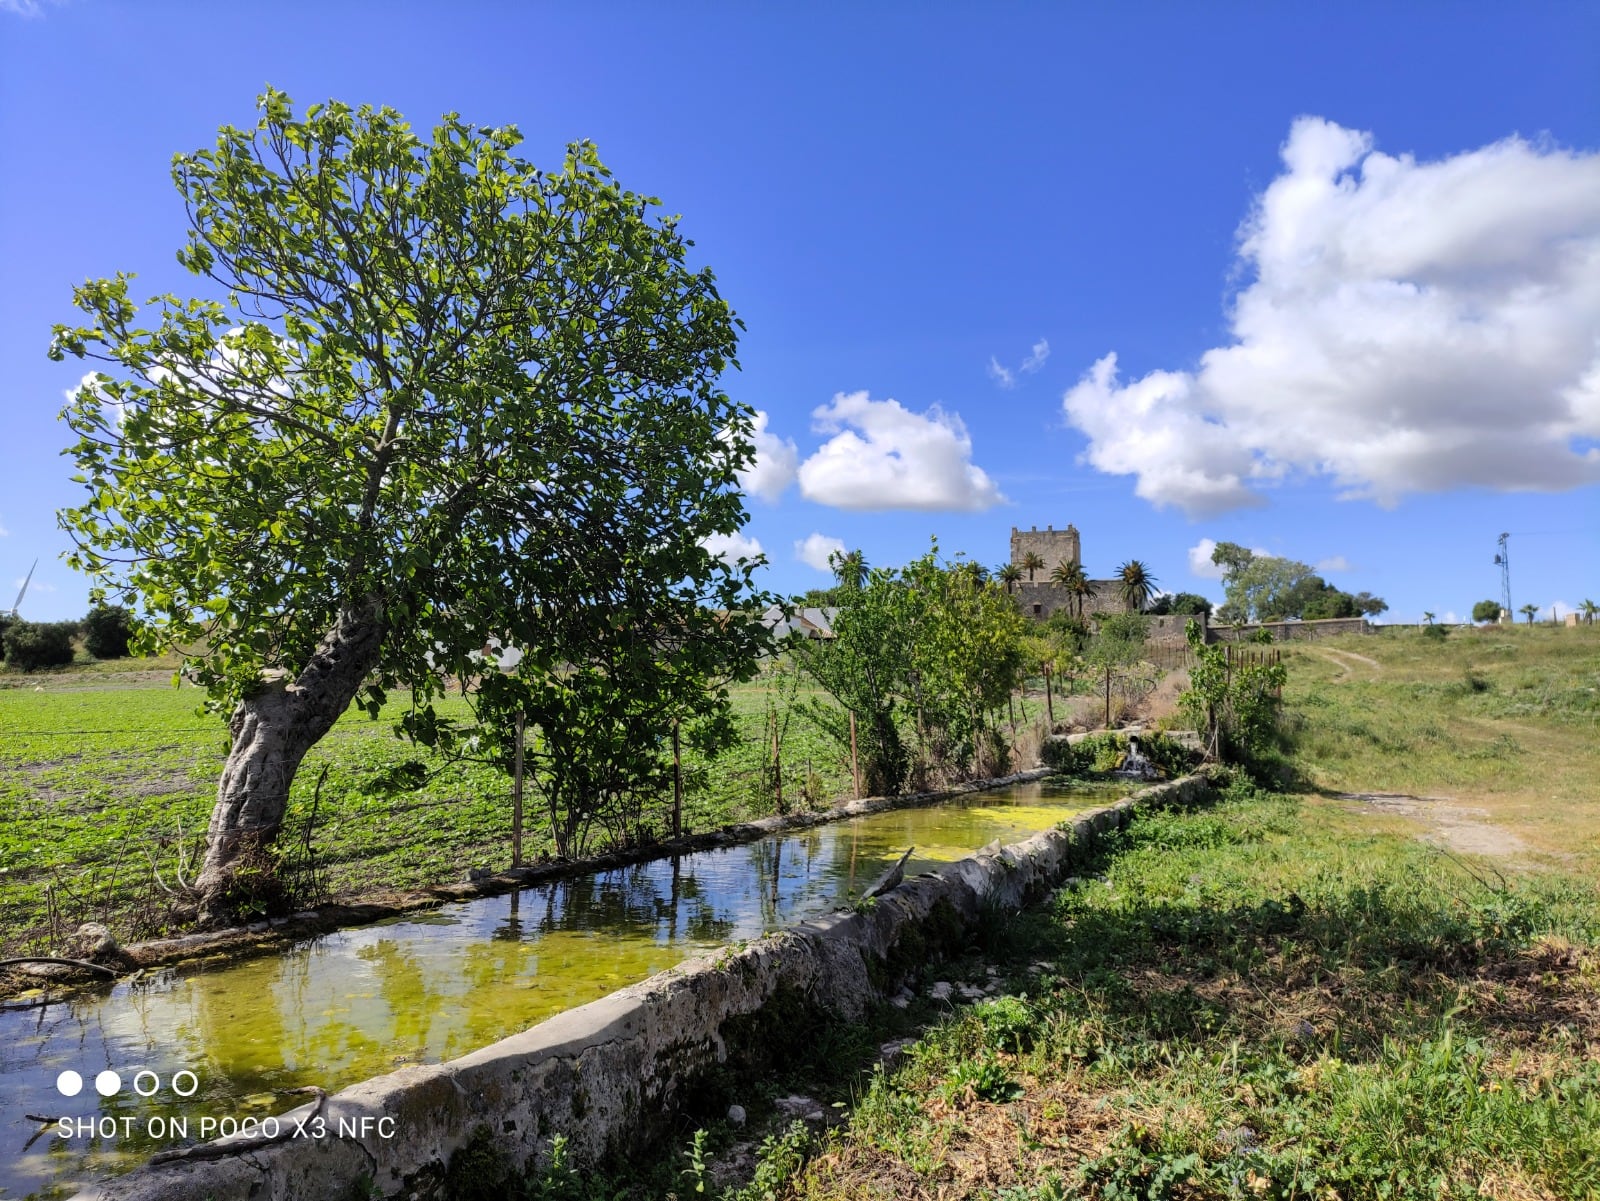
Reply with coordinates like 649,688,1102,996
1422,622,1450,641
1041,736,1085,773
1471,599,1502,624
83,603,135,659
3,620,79,671
0,612,13,661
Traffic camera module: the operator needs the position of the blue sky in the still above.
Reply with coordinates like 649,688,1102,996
2,1,1597,626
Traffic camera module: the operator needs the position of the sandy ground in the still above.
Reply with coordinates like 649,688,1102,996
1333,791,1532,860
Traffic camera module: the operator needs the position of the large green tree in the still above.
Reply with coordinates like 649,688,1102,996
53,91,767,915
1209,542,1383,623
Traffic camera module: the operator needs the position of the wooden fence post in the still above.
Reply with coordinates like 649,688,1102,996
1104,665,1112,728
511,710,525,869
849,710,861,798
672,719,683,839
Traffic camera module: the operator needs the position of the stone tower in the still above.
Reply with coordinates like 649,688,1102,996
1009,524,1079,574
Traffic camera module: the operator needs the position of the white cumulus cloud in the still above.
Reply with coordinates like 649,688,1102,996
1064,117,1600,516
794,532,848,573
1315,555,1352,573
700,531,764,563
797,391,1006,511
14,576,55,594
734,410,798,503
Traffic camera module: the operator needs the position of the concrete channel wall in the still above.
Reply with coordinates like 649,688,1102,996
78,774,1215,1201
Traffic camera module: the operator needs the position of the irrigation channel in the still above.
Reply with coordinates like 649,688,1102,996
2,778,1106,1198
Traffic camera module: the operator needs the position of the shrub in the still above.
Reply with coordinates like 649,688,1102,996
1041,737,1085,773
0,612,13,661
1471,598,1502,624
1422,622,1449,641
83,603,135,659
3,620,78,671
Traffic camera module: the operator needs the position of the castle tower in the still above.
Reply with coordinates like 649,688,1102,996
1009,524,1079,573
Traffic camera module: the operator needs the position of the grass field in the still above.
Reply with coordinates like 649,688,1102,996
0,653,1061,957
617,625,1600,1201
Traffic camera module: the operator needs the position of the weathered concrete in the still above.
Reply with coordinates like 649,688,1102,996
73,774,1214,1201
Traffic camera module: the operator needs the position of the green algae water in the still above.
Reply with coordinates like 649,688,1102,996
0,780,1101,1197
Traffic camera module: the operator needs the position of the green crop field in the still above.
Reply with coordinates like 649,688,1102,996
0,657,890,956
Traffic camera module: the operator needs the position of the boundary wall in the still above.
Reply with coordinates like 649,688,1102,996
79,773,1215,1201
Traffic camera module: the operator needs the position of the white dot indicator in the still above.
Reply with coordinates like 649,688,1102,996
95,1070,122,1097
56,1070,84,1097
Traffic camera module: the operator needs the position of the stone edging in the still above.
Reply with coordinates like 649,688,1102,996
74,773,1214,1201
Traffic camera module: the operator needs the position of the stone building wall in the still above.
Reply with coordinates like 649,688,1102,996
1208,617,1370,642
1009,524,1079,572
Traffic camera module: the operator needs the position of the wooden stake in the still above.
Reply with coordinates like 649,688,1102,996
849,710,861,798
1104,665,1112,728
772,716,784,813
511,711,525,869
1044,664,1054,724
671,719,683,840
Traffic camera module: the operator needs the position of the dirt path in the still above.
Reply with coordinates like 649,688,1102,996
1312,647,1382,681
1334,791,1530,859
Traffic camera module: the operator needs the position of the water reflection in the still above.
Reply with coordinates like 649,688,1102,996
0,780,1100,1198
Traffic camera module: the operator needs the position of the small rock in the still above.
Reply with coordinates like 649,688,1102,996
1218,1124,1258,1150
957,984,986,1001
726,1104,746,1127
774,1094,826,1123
890,994,911,1009
928,980,953,1001
66,923,118,961
878,1038,915,1066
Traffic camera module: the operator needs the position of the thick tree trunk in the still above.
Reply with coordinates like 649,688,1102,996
195,599,384,919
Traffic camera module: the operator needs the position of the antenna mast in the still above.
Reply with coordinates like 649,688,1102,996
1494,533,1511,621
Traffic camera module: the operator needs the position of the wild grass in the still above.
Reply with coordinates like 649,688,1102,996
1278,624,1600,860
741,784,1600,1201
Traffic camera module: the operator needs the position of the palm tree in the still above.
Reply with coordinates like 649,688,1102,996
1580,599,1598,626
1116,560,1158,612
1519,603,1539,625
998,563,1022,595
832,549,868,592
1421,611,1435,626
1050,559,1090,618
1021,551,1045,582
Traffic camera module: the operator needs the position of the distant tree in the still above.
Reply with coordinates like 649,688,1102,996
1352,592,1388,618
1116,560,1158,612
1422,611,1436,626
794,587,840,608
1519,603,1539,625
1054,561,1093,618
1169,592,1214,617
832,549,869,593
1471,599,1501,624
83,603,135,659
1212,542,1378,622
1581,599,1598,626
1021,551,1045,582
0,613,13,661
998,563,1022,595
3,620,78,671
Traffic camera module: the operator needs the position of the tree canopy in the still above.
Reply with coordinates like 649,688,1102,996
52,89,769,909
1209,542,1385,623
